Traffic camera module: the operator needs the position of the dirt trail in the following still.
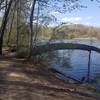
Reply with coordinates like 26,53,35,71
0,54,100,100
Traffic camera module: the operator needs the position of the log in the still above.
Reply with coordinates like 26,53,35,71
32,43,100,55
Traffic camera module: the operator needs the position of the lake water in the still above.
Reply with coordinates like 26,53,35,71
40,39,100,89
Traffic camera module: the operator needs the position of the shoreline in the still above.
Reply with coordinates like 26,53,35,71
0,51,99,99
73,37,99,40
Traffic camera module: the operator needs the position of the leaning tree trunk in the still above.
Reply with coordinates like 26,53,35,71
0,0,13,55
28,0,36,58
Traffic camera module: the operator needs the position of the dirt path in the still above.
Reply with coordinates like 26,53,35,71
0,55,100,100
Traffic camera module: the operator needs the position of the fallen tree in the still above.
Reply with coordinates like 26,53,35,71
32,43,100,55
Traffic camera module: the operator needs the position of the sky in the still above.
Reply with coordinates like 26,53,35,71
0,0,100,27
50,0,100,27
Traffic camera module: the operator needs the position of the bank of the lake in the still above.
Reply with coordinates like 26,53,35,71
35,39,100,91
0,51,100,100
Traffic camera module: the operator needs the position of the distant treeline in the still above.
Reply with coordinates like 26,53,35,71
3,23,100,47
36,24,100,40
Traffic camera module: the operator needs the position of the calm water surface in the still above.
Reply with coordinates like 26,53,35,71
43,40,100,88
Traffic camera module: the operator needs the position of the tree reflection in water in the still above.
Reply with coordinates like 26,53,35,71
40,50,72,69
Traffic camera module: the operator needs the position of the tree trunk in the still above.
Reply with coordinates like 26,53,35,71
0,0,13,55
7,7,15,46
16,0,20,50
34,0,39,41
28,0,37,58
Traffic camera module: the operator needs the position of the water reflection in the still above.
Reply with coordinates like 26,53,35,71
39,40,100,89
95,73,100,89
41,50,71,69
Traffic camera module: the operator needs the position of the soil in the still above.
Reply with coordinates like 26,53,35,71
0,49,100,100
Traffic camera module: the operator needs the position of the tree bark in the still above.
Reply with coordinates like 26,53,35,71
28,0,37,58
32,43,100,55
34,0,39,41
0,0,13,55
7,7,15,46
16,0,21,50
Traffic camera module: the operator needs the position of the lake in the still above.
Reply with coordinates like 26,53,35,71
40,39,100,89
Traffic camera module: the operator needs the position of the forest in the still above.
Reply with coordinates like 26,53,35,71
38,23,100,39
0,0,100,100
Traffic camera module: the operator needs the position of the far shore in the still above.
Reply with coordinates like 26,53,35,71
73,37,99,40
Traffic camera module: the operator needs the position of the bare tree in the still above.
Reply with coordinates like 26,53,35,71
28,0,37,58
0,0,13,55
